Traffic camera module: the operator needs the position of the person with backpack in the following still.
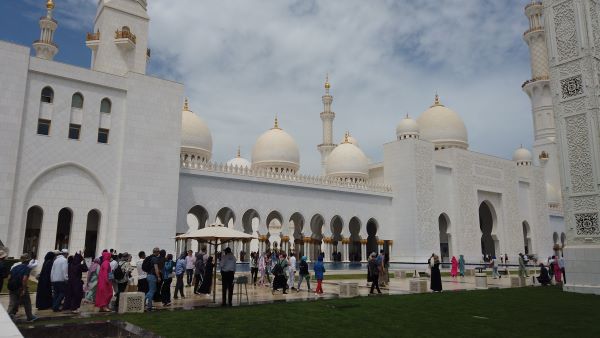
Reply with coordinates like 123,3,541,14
174,253,186,299
143,247,161,312
314,255,326,295
113,252,132,312
161,253,175,306
296,256,311,291
7,253,37,322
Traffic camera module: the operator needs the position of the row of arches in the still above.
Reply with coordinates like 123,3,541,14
184,205,383,262
438,201,537,261
23,206,101,259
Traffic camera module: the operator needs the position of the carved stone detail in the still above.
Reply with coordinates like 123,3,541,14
565,114,594,192
559,61,581,78
553,2,579,61
575,213,599,236
590,1,600,57
561,75,584,98
562,97,586,116
570,196,598,211
415,142,436,253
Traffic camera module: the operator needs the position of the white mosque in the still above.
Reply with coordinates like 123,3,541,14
0,0,568,264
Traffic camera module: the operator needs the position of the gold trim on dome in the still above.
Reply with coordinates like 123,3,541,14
324,73,330,90
431,93,444,107
47,0,55,10
183,97,189,111
236,146,241,158
343,131,350,144
272,115,280,129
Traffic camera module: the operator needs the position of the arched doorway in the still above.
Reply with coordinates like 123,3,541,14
560,232,566,256
186,205,209,253
552,232,559,245
84,210,101,258
522,221,532,255
310,214,325,260
439,213,450,262
366,218,378,256
289,212,305,256
479,201,497,257
23,206,43,258
266,210,283,251
348,217,361,262
330,215,343,262
242,209,260,257
55,208,73,250
216,207,235,227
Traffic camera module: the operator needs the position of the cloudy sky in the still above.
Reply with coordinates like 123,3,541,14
1,0,536,174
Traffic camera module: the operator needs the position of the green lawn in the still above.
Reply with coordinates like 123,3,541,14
22,286,600,338
0,279,38,294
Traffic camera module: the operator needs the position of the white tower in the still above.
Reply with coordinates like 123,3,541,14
543,0,600,294
85,0,150,76
522,1,562,210
317,75,336,174
32,0,59,60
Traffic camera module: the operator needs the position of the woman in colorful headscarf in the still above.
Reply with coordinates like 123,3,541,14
84,256,101,303
450,256,458,279
95,251,113,312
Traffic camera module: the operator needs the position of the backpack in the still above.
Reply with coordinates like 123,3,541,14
113,261,125,280
142,256,153,273
7,265,28,292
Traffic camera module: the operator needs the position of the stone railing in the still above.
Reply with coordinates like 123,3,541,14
180,156,392,193
86,31,100,41
115,29,136,44
522,75,549,88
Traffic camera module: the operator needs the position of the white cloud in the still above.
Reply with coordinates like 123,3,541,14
44,0,537,174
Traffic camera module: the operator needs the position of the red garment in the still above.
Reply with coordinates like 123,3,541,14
95,252,113,308
316,279,323,294
553,261,562,283
450,257,458,277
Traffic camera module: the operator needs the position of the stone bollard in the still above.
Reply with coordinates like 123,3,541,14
465,268,475,276
394,270,407,278
118,292,145,314
338,282,359,297
409,279,428,293
475,273,488,289
510,276,526,287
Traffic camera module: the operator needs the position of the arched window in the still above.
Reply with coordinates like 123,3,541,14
100,98,111,114
122,26,130,33
41,86,54,103
71,93,84,109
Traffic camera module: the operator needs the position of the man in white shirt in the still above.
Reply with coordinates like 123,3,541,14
136,251,148,294
287,253,297,290
50,249,68,312
185,250,196,287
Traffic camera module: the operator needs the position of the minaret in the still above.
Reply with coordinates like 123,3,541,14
33,0,59,60
522,1,562,209
86,0,150,76
317,75,336,174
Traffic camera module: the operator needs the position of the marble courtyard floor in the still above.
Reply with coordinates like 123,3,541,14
1,273,529,322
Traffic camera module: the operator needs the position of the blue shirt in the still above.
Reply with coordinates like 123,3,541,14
175,258,186,275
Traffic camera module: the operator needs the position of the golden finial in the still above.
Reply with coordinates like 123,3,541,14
273,115,280,129
343,130,350,143
237,146,241,158
324,73,330,90
46,0,55,10
183,97,189,111
431,92,444,107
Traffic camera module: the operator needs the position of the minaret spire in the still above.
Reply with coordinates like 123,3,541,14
33,0,59,60
317,74,336,174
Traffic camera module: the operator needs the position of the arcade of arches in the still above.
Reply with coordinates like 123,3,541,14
22,205,102,259
182,205,392,262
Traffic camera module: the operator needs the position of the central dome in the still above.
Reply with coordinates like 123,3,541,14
251,118,300,173
416,95,468,150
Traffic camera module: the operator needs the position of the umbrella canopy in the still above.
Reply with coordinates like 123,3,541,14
176,224,255,241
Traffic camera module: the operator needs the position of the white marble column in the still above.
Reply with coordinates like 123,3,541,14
343,242,349,262
361,242,367,262
38,206,58,255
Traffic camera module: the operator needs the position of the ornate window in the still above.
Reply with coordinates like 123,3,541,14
41,86,54,103
98,128,109,144
561,75,583,99
71,92,84,109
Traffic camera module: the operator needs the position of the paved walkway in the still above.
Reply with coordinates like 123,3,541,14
1,273,535,322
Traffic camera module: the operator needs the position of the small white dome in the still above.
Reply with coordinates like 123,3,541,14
396,115,420,139
326,140,369,181
227,147,251,168
512,146,532,165
546,183,561,205
181,100,212,161
416,95,468,149
251,118,300,173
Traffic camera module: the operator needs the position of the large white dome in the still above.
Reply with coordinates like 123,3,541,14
251,118,300,173
181,99,212,161
396,115,420,139
512,146,532,166
416,95,468,150
326,139,369,181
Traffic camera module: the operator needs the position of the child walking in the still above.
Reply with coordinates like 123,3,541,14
314,256,325,295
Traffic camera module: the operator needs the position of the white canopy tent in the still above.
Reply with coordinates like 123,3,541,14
175,224,255,303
